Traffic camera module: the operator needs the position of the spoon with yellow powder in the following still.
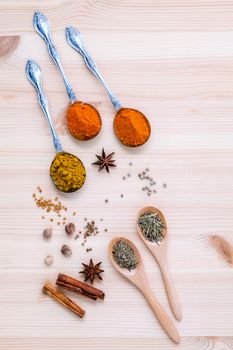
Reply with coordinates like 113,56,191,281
33,11,102,141
66,27,151,147
26,59,86,193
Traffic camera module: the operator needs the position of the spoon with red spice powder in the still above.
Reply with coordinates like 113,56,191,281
33,11,102,141
66,27,151,147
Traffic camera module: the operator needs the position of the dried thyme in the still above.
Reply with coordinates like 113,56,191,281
138,211,165,244
112,240,138,271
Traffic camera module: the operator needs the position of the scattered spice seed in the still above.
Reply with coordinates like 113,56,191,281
163,183,167,188
121,194,124,198
65,223,76,236
61,244,72,257
44,255,53,266
138,167,159,196
73,211,76,216
33,188,67,215
43,227,53,239
105,199,108,203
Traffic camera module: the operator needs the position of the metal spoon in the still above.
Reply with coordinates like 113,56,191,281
25,59,86,192
137,206,182,320
33,11,102,141
108,237,180,344
66,27,151,147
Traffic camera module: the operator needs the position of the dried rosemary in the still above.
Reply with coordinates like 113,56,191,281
138,211,165,244
112,240,138,271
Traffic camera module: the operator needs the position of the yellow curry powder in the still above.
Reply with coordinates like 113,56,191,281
113,108,151,147
66,101,102,141
50,152,86,193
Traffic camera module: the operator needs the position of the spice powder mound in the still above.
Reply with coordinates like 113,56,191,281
114,108,151,147
50,152,86,193
66,101,102,141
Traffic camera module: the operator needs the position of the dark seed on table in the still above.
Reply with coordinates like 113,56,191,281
61,244,72,257
65,223,76,235
44,255,53,266
43,227,53,239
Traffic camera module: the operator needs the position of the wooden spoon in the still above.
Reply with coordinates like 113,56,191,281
137,206,182,321
108,237,180,344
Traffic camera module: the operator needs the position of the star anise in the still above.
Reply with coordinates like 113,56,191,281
92,148,116,173
79,259,104,284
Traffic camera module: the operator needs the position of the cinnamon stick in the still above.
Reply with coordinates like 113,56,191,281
43,281,85,318
56,273,105,300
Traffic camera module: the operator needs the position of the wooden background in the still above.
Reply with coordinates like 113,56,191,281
0,1,233,349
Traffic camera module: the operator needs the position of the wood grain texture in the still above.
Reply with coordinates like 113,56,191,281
0,0,233,349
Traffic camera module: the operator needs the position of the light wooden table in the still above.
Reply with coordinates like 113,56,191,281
0,1,233,349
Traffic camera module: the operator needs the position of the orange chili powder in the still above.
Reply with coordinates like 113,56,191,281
66,101,102,141
113,108,151,147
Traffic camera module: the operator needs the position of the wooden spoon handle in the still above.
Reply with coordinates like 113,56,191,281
143,288,180,344
160,263,182,321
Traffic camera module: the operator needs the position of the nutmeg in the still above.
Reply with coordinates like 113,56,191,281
43,227,53,240
61,244,72,257
44,255,53,266
65,222,76,236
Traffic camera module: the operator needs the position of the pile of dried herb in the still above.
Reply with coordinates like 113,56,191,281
112,240,138,271
138,211,165,244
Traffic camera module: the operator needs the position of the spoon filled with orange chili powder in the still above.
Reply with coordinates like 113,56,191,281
33,12,102,141
66,27,151,148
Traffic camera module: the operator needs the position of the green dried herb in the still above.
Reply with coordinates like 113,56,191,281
112,240,138,271
138,211,165,244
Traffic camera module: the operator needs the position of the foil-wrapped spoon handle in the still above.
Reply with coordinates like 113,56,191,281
66,26,122,111
25,59,63,153
33,11,76,103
